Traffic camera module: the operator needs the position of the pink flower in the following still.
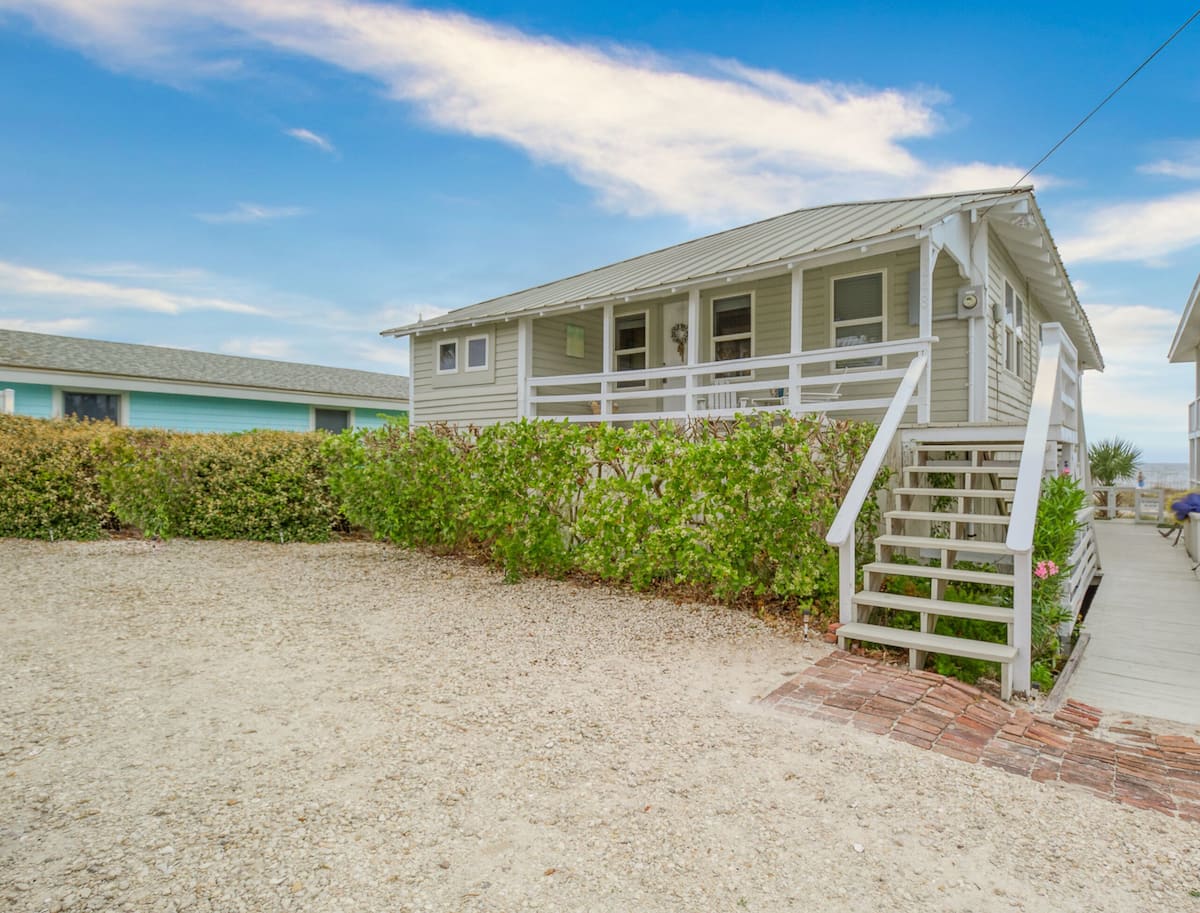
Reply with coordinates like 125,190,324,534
1034,560,1060,579
1062,467,1072,476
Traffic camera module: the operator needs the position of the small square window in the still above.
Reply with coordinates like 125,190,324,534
437,340,458,373
63,392,120,423
466,335,489,371
314,408,350,433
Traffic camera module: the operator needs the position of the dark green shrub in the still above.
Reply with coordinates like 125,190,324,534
0,414,117,539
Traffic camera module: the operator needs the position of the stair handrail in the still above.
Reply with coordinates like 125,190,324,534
1006,326,1071,554
826,347,930,622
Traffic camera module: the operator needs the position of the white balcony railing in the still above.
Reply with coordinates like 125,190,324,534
525,338,936,424
1189,398,1200,487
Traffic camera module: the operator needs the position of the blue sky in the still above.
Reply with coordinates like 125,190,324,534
1,1,1199,459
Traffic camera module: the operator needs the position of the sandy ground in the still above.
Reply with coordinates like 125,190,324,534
1,538,1197,913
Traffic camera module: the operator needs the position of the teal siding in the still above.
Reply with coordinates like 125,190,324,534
128,392,311,432
2,382,54,418
353,408,407,429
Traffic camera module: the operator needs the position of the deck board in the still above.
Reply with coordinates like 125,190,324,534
1065,521,1200,725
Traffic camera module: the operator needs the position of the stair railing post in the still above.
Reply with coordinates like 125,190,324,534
1012,550,1033,694
839,533,855,626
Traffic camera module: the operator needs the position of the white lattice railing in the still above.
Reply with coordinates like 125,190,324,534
525,338,935,424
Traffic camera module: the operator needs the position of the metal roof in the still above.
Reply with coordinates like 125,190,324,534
383,187,1029,335
0,329,409,401
1168,272,1200,363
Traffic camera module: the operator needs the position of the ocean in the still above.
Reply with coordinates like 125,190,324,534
1131,462,1191,491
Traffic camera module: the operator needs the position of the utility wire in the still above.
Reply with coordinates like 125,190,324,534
1007,6,1200,188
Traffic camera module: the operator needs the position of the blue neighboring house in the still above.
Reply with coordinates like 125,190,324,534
0,329,408,432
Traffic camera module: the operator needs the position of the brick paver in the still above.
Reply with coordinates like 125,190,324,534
762,651,1200,821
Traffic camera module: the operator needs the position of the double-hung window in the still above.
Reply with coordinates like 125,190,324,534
711,294,753,378
465,335,489,372
1004,281,1025,378
437,340,458,374
832,271,885,368
614,312,647,389
62,391,120,423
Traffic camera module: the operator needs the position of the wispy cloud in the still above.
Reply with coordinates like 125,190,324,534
0,0,1030,221
1138,141,1200,180
219,337,298,359
285,127,335,154
0,260,271,315
1083,303,1186,426
196,202,308,224
1058,189,1200,264
0,316,94,334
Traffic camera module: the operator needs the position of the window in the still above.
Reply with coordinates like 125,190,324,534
1004,281,1025,378
314,408,350,433
437,340,458,373
711,294,753,378
832,271,885,368
62,392,120,423
465,335,489,371
614,312,647,389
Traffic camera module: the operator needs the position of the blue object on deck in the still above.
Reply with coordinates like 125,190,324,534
1170,493,1200,521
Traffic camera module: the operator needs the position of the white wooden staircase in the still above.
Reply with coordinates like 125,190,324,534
837,436,1025,698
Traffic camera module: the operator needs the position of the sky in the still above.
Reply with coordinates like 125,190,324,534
1,1,1199,460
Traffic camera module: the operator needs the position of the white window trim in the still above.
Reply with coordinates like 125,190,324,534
464,334,490,372
311,406,354,432
54,387,128,426
710,291,756,378
1003,280,1025,379
436,338,459,375
614,309,650,390
829,268,888,370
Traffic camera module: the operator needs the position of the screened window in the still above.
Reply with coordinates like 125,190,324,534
712,294,753,378
614,312,647,389
314,408,350,433
832,272,885,368
466,335,489,371
437,340,458,373
62,392,120,423
1004,281,1025,377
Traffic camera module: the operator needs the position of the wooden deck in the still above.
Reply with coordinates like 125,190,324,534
1065,520,1200,725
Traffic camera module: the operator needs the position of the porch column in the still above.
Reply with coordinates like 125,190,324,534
968,212,990,423
685,288,700,413
516,317,532,419
601,303,614,417
918,237,935,424
789,266,803,408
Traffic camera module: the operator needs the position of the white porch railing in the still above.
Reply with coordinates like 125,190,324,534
1190,397,1200,487
525,338,936,423
824,349,931,623
1006,323,1093,693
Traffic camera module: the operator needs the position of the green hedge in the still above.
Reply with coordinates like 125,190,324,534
325,415,885,609
0,416,341,541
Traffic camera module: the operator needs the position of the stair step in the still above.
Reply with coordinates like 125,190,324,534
863,561,1015,588
894,487,1015,500
852,591,1014,624
836,622,1018,664
876,535,1013,555
885,510,1010,525
909,460,1020,471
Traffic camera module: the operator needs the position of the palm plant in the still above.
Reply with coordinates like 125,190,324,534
1088,437,1142,486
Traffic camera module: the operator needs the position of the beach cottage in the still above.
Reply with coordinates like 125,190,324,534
383,187,1104,698
1168,272,1200,488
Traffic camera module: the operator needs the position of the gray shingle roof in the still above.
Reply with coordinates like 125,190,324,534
0,329,409,401
382,187,1028,335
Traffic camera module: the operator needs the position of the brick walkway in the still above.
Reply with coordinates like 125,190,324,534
762,651,1200,821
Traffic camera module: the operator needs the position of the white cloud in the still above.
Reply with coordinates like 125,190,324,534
1137,141,1200,180
285,127,335,154
0,316,94,334
196,202,308,223
1058,189,1200,264
219,337,298,359
0,259,271,315
1081,303,1187,427
0,0,1027,220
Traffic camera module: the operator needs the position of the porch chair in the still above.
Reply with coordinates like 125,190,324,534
798,367,847,405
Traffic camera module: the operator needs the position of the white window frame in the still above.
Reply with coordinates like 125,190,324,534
614,309,649,390
436,338,459,375
710,291,755,379
464,334,490,372
311,406,353,433
1003,280,1025,379
830,268,887,370
54,387,128,425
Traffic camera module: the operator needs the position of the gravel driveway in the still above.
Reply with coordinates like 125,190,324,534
2,539,1196,912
